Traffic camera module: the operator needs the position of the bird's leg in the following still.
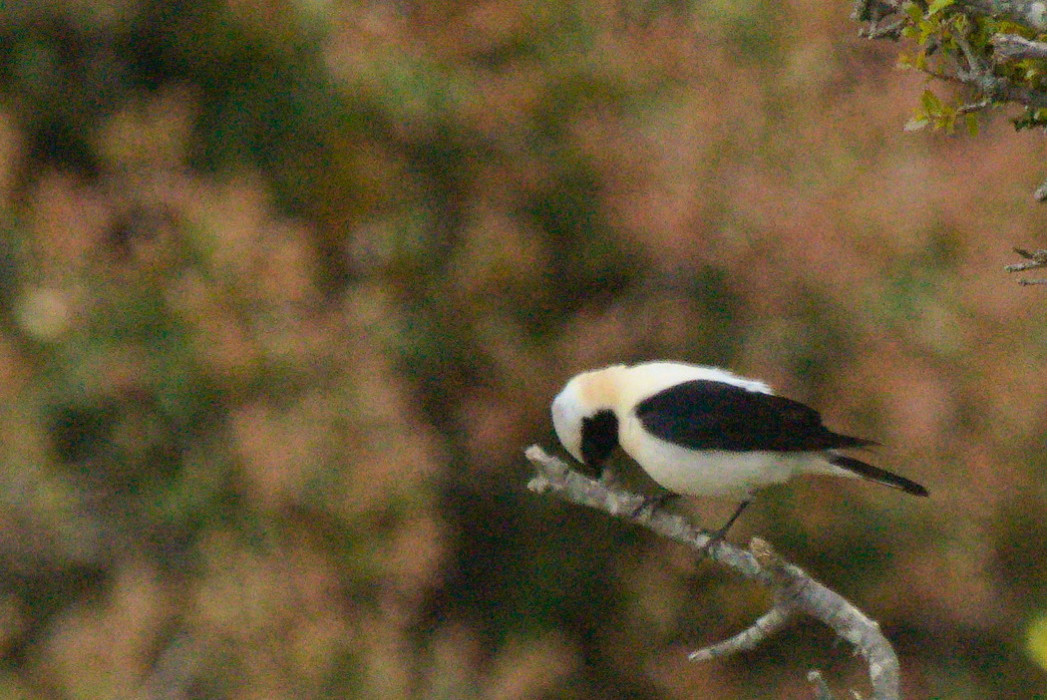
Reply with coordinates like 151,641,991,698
630,492,679,518
699,499,752,556
597,465,619,488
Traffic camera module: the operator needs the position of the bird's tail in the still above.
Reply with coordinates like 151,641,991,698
829,454,929,497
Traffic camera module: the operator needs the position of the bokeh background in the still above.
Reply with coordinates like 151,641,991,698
0,0,1046,698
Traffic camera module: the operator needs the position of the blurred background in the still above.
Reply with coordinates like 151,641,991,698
0,0,1045,698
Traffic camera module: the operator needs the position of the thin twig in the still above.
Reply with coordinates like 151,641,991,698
953,33,986,76
905,29,1047,109
1007,248,1047,284
956,0,1047,31
859,17,907,39
992,33,1047,61
1005,247,1047,271
808,670,840,700
956,98,993,115
1035,179,1047,202
688,605,791,661
852,0,903,22
525,445,904,700
749,537,901,696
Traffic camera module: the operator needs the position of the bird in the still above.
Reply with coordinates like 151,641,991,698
550,361,928,543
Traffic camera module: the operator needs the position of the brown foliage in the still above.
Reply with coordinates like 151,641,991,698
0,0,1045,698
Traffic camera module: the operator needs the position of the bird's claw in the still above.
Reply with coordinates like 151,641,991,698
629,492,678,518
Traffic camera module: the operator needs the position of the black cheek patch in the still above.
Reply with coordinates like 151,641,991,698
581,409,619,473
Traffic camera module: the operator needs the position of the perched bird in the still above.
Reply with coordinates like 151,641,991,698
551,361,927,540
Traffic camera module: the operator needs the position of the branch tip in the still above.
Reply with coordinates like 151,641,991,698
1005,248,1047,283
749,537,776,567
808,670,839,700
526,474,552,494
525,444,569,477
524,446,903,699
688,606,792,663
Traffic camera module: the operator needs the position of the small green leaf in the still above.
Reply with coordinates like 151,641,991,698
921,89,944,114
905,116,930,131
918,19,937,44
940,108,957,133
928,0,956,16
1026,613,1047,672
965,113,979,136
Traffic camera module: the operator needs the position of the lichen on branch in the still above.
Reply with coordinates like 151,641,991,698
524,445,906,700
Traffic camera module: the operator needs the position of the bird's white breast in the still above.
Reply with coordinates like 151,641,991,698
613,362,836,498
618,414,828,498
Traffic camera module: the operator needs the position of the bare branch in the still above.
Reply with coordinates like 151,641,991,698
927,62,1047,109
808,670,840,700
954,33,987,76
1035,179,1047,202
956,98,994,116
992,33,1047,61
852,0,903,22
749,537,901,696
1005,249,1047,284
858,17,907,39
853,0,907,40
525,445,904,700
1006,247,1047,286
687,605,791,662
957,0,1047,30
1006,247,1047,271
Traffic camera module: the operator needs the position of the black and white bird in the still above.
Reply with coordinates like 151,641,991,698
551,361,927,538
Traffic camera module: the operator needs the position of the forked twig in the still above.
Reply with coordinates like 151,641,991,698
1006,248,1047,285
525,445,904,700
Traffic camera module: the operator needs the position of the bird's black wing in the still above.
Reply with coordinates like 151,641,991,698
829,454,928,496
634,379,874,452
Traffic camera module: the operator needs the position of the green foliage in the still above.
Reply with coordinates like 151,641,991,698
892,0,1047,133
1013,105,1047,129
2,0,1047,698
927,0,957,15
0,1,347,214
903,88,980,134
1027,612,1047,672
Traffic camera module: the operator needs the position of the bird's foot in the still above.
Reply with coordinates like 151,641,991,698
698,526,729,557
630,492,678,518
698,499,752,557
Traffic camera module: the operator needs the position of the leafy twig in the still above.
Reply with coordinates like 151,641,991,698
957,0,1047,30
992,33,1047,61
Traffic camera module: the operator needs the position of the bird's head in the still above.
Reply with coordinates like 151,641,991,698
551,366,624,470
